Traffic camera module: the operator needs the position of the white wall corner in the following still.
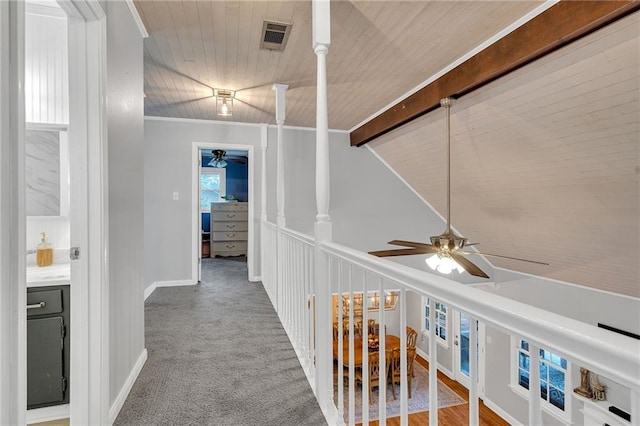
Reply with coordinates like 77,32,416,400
124,0,148,38
108,348,148,425
249,275,262,283
483,396,524,426
143,282,157,301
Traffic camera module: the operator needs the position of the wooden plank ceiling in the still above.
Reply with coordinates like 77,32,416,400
137,0,544,129
368,13,639,297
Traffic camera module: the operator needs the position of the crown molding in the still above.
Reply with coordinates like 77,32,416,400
125,0,148,38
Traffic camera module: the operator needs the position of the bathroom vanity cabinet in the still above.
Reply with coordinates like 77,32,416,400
27,285,70,409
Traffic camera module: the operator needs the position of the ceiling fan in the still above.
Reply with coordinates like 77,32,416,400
203,149,247,168
368,97,548,279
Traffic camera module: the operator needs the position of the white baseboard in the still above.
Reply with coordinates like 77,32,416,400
483,396,522,426
145,279,197,301
156,279,197,287
109,348,148,425
144,282,157,300
27,404,69,424
249,274,261,282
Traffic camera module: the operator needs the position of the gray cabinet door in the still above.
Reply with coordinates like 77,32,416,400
27,316,65,408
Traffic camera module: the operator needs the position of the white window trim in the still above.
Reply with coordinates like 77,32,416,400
509,336,573,425
422,296,449,349
200,167,226,212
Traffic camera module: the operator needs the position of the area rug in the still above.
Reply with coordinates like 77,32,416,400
333,359,465,423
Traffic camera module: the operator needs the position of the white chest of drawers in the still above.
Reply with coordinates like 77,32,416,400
210,202,248,257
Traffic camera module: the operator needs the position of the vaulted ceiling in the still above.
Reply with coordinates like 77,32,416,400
137,0,544,129
136,1,639,297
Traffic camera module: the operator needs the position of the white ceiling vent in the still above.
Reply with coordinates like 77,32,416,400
260,20,292,51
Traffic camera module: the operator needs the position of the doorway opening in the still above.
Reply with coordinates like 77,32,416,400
191,143,256,283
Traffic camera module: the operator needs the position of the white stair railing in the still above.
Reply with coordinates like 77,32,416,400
260,225,640,425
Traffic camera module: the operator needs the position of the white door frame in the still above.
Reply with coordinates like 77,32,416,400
0,1,109,424
0,1,27,424
191,142,256,282
66,3,110,424
453,309,486,397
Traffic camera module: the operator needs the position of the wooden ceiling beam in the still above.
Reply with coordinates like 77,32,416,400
350,1,640,147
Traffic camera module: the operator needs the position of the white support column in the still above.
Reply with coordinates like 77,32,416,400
528,342,543,426
469,316,479,425
259,124,268,297
260,124,268,224
273,84,287,313
429,298,438,426
312,0,333,416
273,83,288,228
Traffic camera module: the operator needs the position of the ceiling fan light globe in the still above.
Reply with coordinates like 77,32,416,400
436,261,453,274
453,259,465,273
426,254,440,270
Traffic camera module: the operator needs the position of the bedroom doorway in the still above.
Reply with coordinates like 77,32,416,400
191,142,256,283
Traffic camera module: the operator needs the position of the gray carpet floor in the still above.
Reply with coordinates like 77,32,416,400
115,257,326,426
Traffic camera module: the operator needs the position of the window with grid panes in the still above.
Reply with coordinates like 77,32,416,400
423,298,447,344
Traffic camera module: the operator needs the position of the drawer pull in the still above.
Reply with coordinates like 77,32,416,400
226,214,236,218
226,224,236,229
27,301,46,310
226,233,236,238
226,244,236,249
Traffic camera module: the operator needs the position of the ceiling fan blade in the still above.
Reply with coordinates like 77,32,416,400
465,242,480,247
369,248,434,257
387,240,437,251
460,251,549,266
450,252,489,279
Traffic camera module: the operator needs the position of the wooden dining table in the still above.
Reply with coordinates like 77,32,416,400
333,334,401,367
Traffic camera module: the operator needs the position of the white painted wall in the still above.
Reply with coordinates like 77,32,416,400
106,0,145,408
144,118,264,287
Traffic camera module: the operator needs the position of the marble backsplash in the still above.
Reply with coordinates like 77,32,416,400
26,129,61,216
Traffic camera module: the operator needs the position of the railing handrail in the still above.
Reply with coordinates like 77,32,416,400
263,219,277,229
281,226,315,246
321,240,640,392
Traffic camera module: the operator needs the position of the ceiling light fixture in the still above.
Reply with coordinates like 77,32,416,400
214,89,235,117
208,149,228,168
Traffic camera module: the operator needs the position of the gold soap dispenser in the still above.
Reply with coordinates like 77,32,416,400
36,232,53,267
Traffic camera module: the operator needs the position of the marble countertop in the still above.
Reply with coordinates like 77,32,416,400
27,263,70,287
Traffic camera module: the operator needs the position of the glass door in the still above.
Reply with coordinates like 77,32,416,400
453,311,484,393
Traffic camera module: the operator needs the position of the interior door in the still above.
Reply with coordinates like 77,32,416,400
453,311,484,393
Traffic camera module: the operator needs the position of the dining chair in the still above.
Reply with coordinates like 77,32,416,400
406,326,419,349
355,350,391,404
333,320,353,340
367,319,376,335
389,347,417,400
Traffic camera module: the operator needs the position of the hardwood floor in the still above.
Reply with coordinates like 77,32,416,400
361,356,509,426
